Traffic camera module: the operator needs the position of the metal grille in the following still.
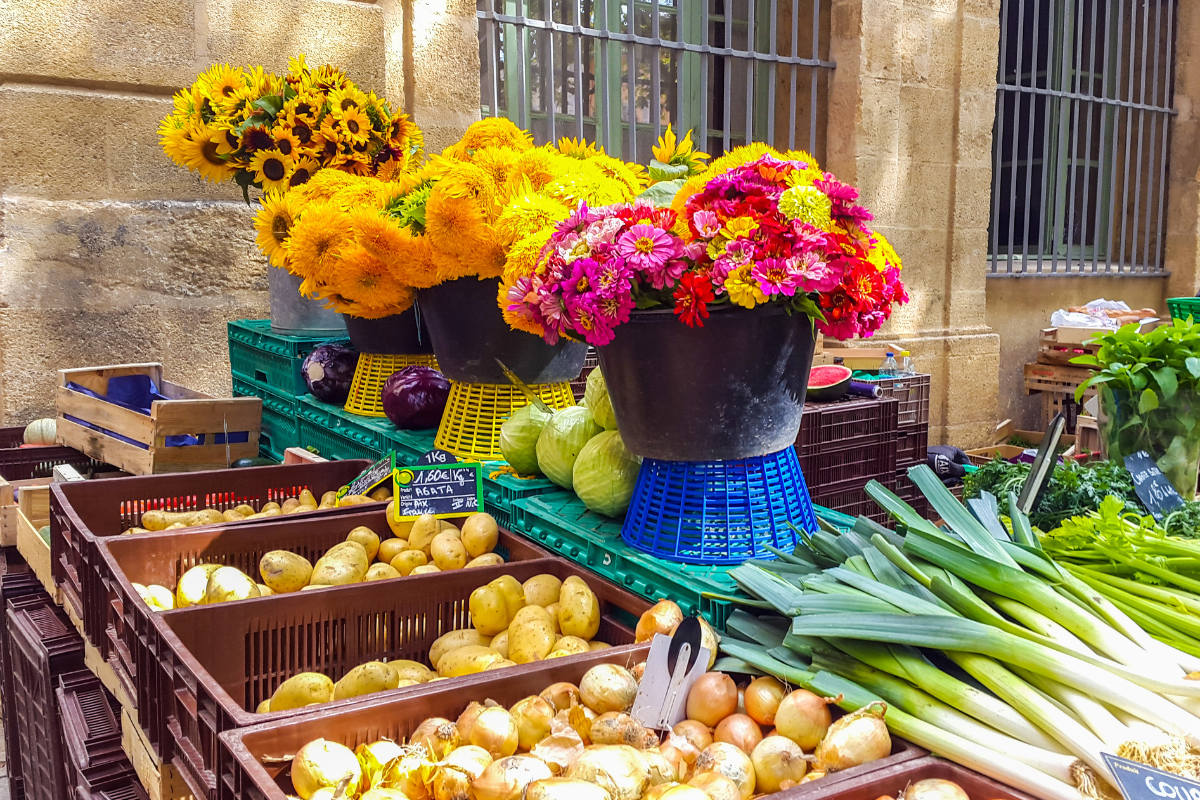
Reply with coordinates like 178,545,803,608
988,0,1178,276
477,0,835,163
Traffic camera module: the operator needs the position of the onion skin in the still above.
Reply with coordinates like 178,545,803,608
660,787,711,800
693,743,755,800
293,739,363,800
743,677,785,727
564,744,651,800
470,707,520,759
472,756,554,800
814,704,891,772
432,746,492,800
511,696,556,751
541,683,581,713
672,721,713,759
457,702,487,742
713,714,762,754
774,689,832,751
636,601,685,643
686,673,738,728
580,664,639,714
750,736,807,793
901,780,969,800
411,718,460,758
526,778,613,800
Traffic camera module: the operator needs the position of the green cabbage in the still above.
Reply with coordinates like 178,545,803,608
536,406,602,490
500,403,553,475
573,431,641,517
584,368,617,431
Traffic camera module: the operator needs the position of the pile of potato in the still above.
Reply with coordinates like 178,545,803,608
130,511,502,611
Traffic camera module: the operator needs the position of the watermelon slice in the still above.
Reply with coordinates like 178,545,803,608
807,364,853,402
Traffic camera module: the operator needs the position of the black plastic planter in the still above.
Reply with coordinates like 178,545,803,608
342,307,434,355
418,277,588,384
597,305,816,461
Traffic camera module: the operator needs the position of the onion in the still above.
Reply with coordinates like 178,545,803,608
471,707,521,759
743,677,785,727
643,783,681,800
750,736,807,793
900,779,970,800
815,703,891,772
635,600,685,643
687,772,741,800
693,743,755,800
380,747,433,800
356,740,405,791
580,665,639,714
362,789,411,800
512,696,556,751
591,713,655,748
800,770,826,784
631,663,646,682
774,689,833,750
527,778,614,800
639,749,680,785
473,756,554,800
686,673,737,728
458,701,487,741
660,787,711,800
658,744,691,781
713,714,762,754
672,721,712,759
292,739,363,800
564,745,650,800
541,683,581,713
411,717,460,758
432,746,493,800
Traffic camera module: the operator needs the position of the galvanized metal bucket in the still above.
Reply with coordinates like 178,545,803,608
268,265,346,336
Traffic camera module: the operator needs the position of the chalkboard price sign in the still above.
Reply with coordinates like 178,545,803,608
1101,752,1200,800
391,461,483,521
337,453,396,506
1124,450,1185,521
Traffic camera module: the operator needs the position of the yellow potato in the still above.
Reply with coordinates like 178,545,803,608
430,629,491,667
144,584,175,610
176,564,221,608
544,603,562,636
466,553,504,568
509,605,557,664
407,515,441,555
552,636,590,656
244,509,281,520
484,659,517,671
261,502,281,513
205,567,261,604
384,501,414,539
410,565,441,575
378,538,408,564
222,508,247,523
365,563,402,582
522,574,563,608
270,672,334,711
233,504,256,517
339,494,372,505
558,576,601,641
390,550,427,576
141,508,224,531
437,645,506,678
462,513,499,558
255,699,271,714
489,575,526,620
439,520,461,534
346,527,381,561
300,584,330,591
431,533,468,571
281,498,301,514
318,491,338,510
588,641,611,651
470,585,511,636
333,661,400,701
259,550,313,594
368,485,393,501
257,584,275,596
489,630,510,659
388,660,435,684
311,542,369,585
298,489,318,507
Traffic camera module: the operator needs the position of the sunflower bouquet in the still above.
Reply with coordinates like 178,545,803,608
160,56,423,199
505,142,908,345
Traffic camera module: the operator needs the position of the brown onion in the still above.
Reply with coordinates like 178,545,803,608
631,662,646,682
660,787,711,800
471,707,520,759
743,677,785,727
799,771,826,784
580,665,639,714
900,779,970,800
750,736,807,793
526,778,613,800
355,740,405,791
713,714,762,754
591,713,655,749
564,745,650,800
380,747,432,800
686,674,738,728
687,772,741,800
639,748,680,785
473,756,554,800
658,744,691,782
643,783,682,800
457,701,487,741
411,717,460,758
693,743,755,800
672,721,713,759
815,703,891,772
635,600,685,643
432,746,493,800
541,682,581,713
774,689,832,751
511,696,556,751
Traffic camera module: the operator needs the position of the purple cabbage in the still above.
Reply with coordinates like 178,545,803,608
382,366,451,429
302,343,358,404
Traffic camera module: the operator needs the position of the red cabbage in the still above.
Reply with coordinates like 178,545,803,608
383,366,451,429
302,343,358,404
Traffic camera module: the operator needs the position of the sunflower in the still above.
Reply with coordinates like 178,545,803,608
199,63,246,112
589,153,645,198
271,127,303,159
424,189,490,259
494,192,571,246
249,149,294,191
240,125,274,155
329,85,368,115
177,122,236,182
289,156,320,188
502,229,553,283
542,161,627,207
310,131,341,163
335,153,374,176
650,125,710,175
375,155,412,182
437,162,500,220
471,146,519,194
159,122,190,168
500,276,546,337
452,117,533,157
329,178,386,211
295,169,364,204
283,92,322,124
211,124,241,156
352,208,419,264
505,146,570,195
254,191,297,266
328,244,407,306
285,202,353,282
337,107,372,145
309,63,350,92
556,136,603,159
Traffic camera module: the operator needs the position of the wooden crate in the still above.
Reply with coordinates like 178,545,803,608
14,483,55,600
814,346,891,370
122,708,195,800
56,363,262,475
1037,328,1103,366
965,444,1029,466
0,476,52,546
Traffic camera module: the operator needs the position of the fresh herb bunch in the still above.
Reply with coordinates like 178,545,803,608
1074,319,1200,499
963,457,1146,529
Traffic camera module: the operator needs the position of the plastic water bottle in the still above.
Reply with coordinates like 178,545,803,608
880,352,899,377
900,350,915,375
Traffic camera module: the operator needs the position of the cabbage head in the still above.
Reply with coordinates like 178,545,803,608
584,368,617,431
536,406,602,490
573,431,640,517
500,403,553,475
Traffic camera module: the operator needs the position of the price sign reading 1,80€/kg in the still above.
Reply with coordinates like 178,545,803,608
391,462,483,521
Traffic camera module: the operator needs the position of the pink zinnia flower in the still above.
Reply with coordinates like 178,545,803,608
585,216,624,247
645,258,688,291
788,251,841,293
596,292,635,328
692,210,722,238
588,257,634,299
752,258,800,297
617,224,676,272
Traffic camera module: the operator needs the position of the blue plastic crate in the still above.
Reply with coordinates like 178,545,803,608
297,395,384,461
510,492,743,630
481,466,562,530
228,319,348,396
623,447,818,565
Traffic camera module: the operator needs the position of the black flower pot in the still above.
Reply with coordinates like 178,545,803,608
597,305,816,461
418,277,588,384
341,307,434,355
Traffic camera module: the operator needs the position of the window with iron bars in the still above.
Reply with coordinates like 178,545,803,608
477,1,836,165
988,0,1178,276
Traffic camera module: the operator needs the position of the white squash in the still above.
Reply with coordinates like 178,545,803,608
23,418,56,445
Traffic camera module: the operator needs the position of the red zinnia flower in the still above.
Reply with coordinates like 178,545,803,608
673,272,715,327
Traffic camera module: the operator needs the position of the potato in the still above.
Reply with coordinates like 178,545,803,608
411,565,441,575
205,567,261,604
222,508,246,523
257,584,274,596
544,603,562,636
270,672,334,711
388,660,435,684
141,508,224,531
346,526,381,561
552,636,590,656
298,489,318,508
490,575,526,620
558,576,601,641
509,605,557,664
255,699,271,714
165,523,187,530
318,491,338,510
311,542,369,585
588,641,611,651
259,550,313,594
431,533,468,571
523,574,563,608
390,550,427,576
339,494,372,505
300,584,330,591
333,661,400,701
234,504,256,517
470,584,512,636
466,554,504,568
484,659,517,671
262,502,281,513
377,538,409,564
176,564,222,608
244,509,282,520
430,629,491,667
144,584,175,610
365,563,402,582
407,515,441,555
368,485,393,501
281,498,301,514
489,630,510,659
438,645,506,678
462,514,499,558
384,501,414,539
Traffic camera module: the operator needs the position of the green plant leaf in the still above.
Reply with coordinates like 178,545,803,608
637,178,685,208
1139,388,1159,413
1152,367,1179,399
648,160,689,182
1186,357,1200,379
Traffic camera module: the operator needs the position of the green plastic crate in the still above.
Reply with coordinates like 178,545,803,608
232,372,303,460
510,493,743,630
1168,297,1200,323
228,319,349,396
297,395,384,461
481,467,562,530
376,425,440,466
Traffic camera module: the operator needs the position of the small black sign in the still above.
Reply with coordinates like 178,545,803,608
337,453,396,505
416,449,458,467
1124,450,1185,521
1102,752,1200,800
391,459,483,521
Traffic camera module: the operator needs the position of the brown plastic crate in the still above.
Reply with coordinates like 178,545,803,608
1,550,53,791
156,556,650,799
896,424,929,470
0,426,122,482
858,373,931,428
98,509,552,760
798,437,898,492
568,346,600,401
78,777,150,800
800,756,1036,800
811,473,898,527
49,458,371,656
57,670,137,798
797,397,898,456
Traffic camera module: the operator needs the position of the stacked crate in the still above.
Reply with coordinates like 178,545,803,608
862,374,932,517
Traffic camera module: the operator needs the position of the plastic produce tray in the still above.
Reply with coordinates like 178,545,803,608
227,320,348,397
0,426,120,482
375,425,439,466
296,394,385,461
1168,297,1200,323
797,396,898,454
57,670,138,798
801,756,1036,800
0,548,50,800
49,459,371,665
230,375,301,460
568,345,600,400
810,473,898,527
154,556,650,799
98,509,551,757
481,468,561,530
511,491,744,629
858,373,932,428
896,424,929,470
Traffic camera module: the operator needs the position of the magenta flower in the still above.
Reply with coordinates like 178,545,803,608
588,257,634,299
596,292,635,327
617,224,676,272
644,258,688,291
752,258,800,297
693,210,722,238
570,294,616,346
562,258,597,304
788,251,841,293
711,239,755,285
